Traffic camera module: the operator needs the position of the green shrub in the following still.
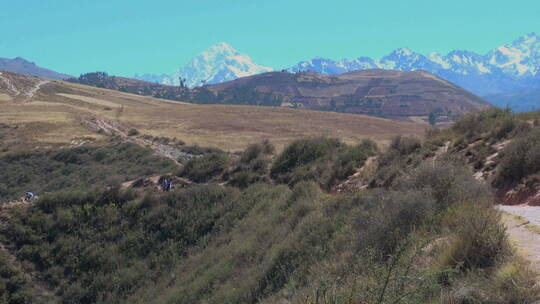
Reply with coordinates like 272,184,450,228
495,129,540,186
353,190,436,256
271,137,342,177
0,142,178,202
438,204,509,272
179,144,224,156
127,128,139,136
228,141,275,188
451,108,530,145
271,138,376,190
369,136,423,188
395,161,492,211
179,153,229,182
388,135,422,156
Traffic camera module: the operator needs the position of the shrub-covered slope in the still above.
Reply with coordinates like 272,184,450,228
0,142,177,202
1,117,540,303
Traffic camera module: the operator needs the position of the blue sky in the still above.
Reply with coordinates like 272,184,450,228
1,0,539,76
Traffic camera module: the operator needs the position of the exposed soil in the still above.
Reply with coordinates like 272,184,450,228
80,115,194,163
498,206,540,272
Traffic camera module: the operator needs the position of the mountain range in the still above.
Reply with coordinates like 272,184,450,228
1,33,538,111
135,33,540,110
288,33,540,97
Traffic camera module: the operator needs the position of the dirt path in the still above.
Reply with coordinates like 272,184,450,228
23,79,49,101
497,205,540,272
0,72,49,100
81,115,193,164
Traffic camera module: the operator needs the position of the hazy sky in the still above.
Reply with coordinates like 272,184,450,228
1,0,539,76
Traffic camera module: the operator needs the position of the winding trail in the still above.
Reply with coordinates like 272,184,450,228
23,79,49,101
80,116,193,164
497,205,540,272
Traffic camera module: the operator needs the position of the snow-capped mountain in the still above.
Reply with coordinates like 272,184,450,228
136,33,540,100
136,43,272,88
289,33,540,96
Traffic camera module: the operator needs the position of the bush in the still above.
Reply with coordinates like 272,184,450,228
228,141,275,188
271,137,342,177
271,138,376,190
437,204,509,272
369,136,424,188
395,161,492,211
127,128,139,136
179,153,229,182
353,190,436,256
451,108,530,145
388,135,422,156
495,129,540,186
179,144,224,156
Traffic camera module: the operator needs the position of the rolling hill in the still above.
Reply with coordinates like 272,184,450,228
0,71,424,153
68,69,490,124
203,69,491,122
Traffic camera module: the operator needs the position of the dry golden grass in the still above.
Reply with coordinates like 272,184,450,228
0,76,425,152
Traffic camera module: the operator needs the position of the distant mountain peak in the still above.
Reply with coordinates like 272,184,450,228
391,48,415,56
136,43,272,87
208,42,236,53
515,32,539,43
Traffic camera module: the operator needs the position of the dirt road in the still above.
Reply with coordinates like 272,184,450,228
497,205,540,272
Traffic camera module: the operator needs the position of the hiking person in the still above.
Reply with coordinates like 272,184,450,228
24,191,35,201
162,178,172,192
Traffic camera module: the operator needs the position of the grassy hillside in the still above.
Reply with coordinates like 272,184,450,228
0,71,424,153
0,142,178,202
1,71,538,303
1,123,539,303
67,70,491,124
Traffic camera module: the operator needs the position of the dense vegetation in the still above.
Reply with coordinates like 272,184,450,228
0,142,177,202
270,138,377,190
2,157,535,303
428,107,540,189
1,109,540,303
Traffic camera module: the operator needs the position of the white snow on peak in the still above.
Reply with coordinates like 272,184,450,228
135,33,540,90
428,52,451,69
162,43,273,87
394,48,414,56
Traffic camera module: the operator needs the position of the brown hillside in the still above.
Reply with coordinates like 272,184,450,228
0,71,424,153
205,69,491,122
